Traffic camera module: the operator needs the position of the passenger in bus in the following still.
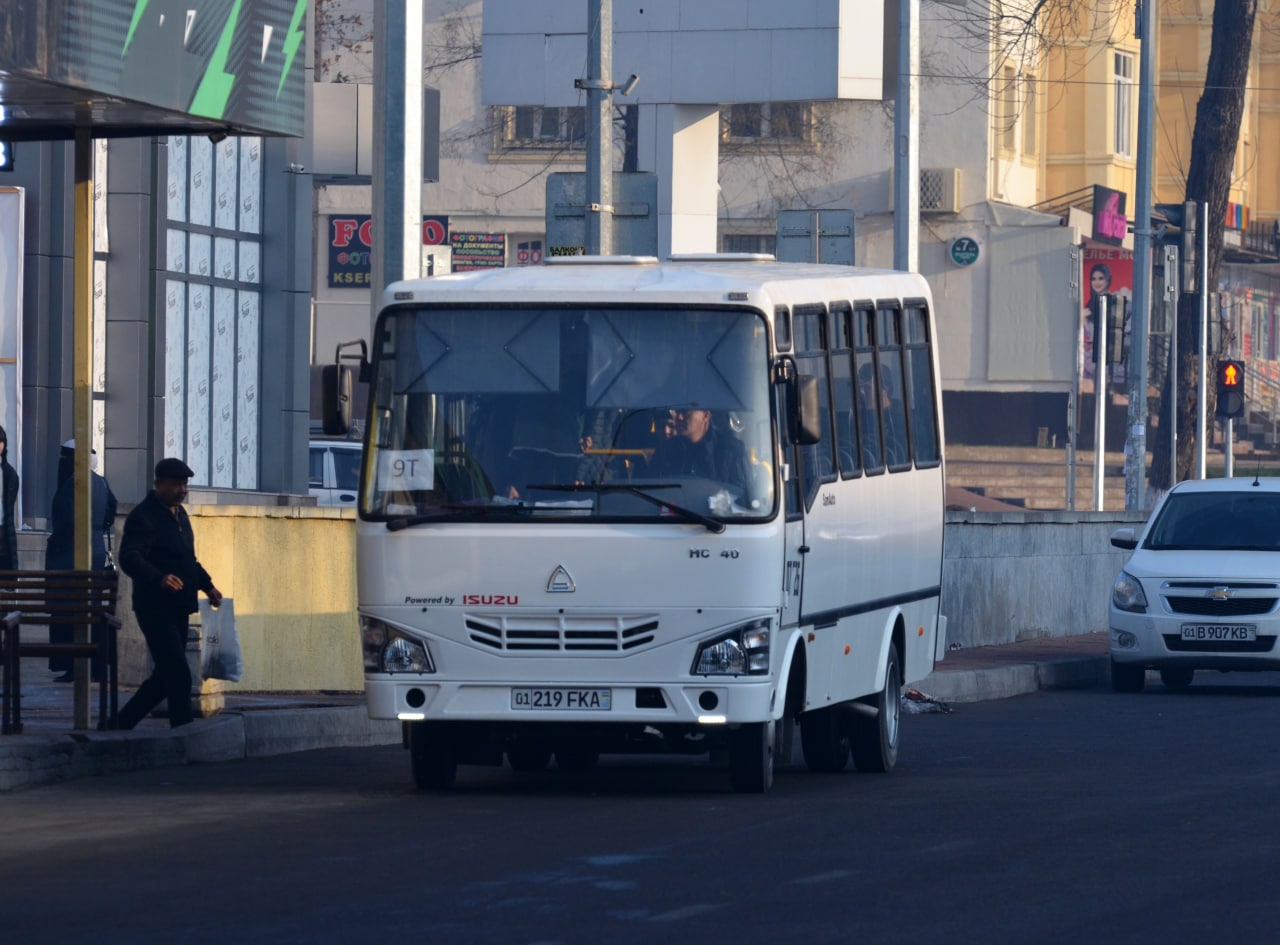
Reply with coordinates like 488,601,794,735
648,407,752,499
858,363,908,467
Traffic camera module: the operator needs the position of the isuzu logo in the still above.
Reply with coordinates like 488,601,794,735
547,565,575,593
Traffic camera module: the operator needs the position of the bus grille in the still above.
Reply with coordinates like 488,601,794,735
465,615,659,652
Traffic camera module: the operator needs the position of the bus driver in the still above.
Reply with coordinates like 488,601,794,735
648,407,752,499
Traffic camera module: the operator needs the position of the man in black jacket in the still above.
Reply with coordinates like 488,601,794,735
114,458,222,729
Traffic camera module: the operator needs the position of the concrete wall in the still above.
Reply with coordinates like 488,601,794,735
941,508,1148,649
18,507,1152,692
20,503,363,693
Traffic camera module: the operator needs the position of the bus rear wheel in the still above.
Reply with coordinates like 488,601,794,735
850,644,900,773
408,722,458,790
729,721,774,793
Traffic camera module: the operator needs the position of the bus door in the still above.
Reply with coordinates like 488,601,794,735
779,381,805,630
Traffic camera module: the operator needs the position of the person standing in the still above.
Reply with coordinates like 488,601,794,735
0,425,19,570
114,458,222,730
45,439,117,682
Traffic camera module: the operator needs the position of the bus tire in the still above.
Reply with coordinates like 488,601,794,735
799,705,850,773
850,643,900,774
408,721,458,790
729,721,774,793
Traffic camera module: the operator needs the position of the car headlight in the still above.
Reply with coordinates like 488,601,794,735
1112,571,1149,614
361,616,435,673
691,620,771,676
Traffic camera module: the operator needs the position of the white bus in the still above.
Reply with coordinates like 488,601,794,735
347,255,947,792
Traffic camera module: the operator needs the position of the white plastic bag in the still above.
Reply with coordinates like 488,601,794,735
199,598,243,682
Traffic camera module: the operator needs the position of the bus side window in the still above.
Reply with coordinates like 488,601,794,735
904,305,941,466
855,352,884,473
830,303,859,478
879,361,910,469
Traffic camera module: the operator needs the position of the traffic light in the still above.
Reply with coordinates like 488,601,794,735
1215,359,1246,419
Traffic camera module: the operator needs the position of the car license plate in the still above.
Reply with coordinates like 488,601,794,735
1179,623,1257,642
511,688,612,710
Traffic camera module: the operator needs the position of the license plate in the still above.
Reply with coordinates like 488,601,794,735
511,688,612,710
1180,623,1257,642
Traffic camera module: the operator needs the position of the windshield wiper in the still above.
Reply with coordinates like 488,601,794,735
527,482,726,533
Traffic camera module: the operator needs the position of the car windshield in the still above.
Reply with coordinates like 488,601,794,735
360,304,775,525
1145,491,1280,551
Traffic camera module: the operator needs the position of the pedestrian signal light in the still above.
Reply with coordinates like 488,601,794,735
1215,359,1246,419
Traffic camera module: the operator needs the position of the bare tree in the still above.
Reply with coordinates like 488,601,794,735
1150,0,1259,487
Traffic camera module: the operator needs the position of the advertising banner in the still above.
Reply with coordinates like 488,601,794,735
1082,245,1134,383
327,215,450,288
450,233,507,271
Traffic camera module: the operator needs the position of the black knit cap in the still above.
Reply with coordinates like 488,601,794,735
154,457,194,480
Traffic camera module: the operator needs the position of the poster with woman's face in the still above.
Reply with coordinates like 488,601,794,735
1082,245,1134,383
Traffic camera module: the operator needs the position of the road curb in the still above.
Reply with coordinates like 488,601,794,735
0,706,400,792
920,656,1109,704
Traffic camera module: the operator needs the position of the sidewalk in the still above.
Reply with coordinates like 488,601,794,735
0,632,1112,791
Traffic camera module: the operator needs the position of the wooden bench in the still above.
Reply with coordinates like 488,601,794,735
0,570,121,734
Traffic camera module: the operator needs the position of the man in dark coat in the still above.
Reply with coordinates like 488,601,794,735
45,439,118,681
0,425,19,570
114,458,222,729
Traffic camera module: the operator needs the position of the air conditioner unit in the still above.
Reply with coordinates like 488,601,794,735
889,167,961,214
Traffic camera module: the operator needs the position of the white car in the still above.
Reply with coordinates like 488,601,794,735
1109,476,1280,692
309,439,362,507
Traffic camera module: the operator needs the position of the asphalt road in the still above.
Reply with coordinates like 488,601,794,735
5,677,1280,945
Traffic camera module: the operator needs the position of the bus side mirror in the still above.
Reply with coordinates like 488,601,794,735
793,374,822,446
322,364,353,436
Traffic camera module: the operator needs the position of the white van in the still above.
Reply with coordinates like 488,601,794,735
309,439,362,507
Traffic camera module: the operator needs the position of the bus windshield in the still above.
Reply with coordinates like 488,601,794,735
361,304,776,525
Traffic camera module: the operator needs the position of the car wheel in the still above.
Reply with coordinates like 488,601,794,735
729,721,775,793
1160,666,1195,690
1111,659,1146,693
507,745,552,772
408,722,457,790
850,644,901,773
799,705,850,773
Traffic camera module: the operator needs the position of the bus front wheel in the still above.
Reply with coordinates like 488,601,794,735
409,721,458,790
729,721,775,793
850,644,900,773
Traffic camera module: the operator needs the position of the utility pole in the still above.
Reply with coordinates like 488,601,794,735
892,0,919,272
1125,0,1157,510
583,0,614,255
371,0,425,326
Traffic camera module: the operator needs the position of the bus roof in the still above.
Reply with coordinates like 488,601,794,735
379,255,933,312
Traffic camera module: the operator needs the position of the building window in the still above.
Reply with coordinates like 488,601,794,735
723,103,811,144
1022,76,1038,156
999,67,1017,151
164,135,262,489
497,106,586,149
1114,51,1135,157
722,233,777,255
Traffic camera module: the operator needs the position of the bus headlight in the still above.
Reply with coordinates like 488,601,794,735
361,616,435,673
691,620,770,676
